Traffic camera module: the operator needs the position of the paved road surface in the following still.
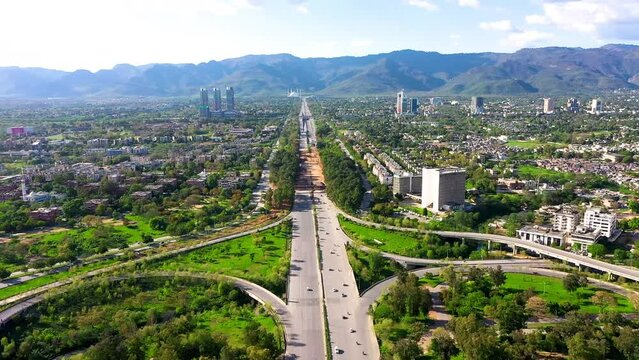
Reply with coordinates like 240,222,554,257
315,192,378,359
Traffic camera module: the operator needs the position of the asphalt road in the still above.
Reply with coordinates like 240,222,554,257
315,192,379,359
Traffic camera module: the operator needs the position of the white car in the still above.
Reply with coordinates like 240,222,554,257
350,328,356,333
306,287,312,291
332,288,338,292
334,346,342,354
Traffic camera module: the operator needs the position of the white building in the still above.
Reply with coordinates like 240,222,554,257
543,98,555,114
421,168,466,211
396,90,405,115
591,99,603,114
553,207,580,233
517,225,565,247
582,207,616,238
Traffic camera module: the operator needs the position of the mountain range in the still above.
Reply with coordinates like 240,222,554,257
1,44,639,98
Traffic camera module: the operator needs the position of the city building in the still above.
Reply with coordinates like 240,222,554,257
226,86,235,111
410,98,419,114
517,225,565,247
553,207,580,233
29,207,62,222
591,98,604,114
566,98,580,113
6,126,34,137
543,98,555,114
430,97,443,106
582,207,616,238
470,96,484,115
392,173,422,195
199,88,211,119
421,167,466,211
396,90,405,115
212,88,222,112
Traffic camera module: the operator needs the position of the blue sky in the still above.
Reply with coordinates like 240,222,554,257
1,0,638,71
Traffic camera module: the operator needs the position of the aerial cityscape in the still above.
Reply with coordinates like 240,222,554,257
2,1,639,360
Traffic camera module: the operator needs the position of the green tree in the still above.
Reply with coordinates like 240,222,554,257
489,298,528,334
563,273,587,292
588,244,607,258
566,332,608,360
430,328,457,360
62,198,85,218
393,338,421,360
488,265,506,288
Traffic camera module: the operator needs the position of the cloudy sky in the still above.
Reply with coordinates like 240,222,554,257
1,0,638,71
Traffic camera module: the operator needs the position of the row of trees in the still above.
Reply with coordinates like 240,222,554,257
317,138,364,212
267,119,299,209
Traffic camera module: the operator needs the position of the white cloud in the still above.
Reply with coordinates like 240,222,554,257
295,2,310,14
407,0,438,11
525,14,548,25
479,20,512,31
458,0,479,9
528,0,639,39
449,33,461,39
502,30,554,48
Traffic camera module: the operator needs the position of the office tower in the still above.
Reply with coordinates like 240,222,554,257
470,96,484,115
421,168,466,211
410,98,419,114
583,208,616,238
566,98,580,113
199,88,211,119
226,86,235,111
543,98,555,114
591,98,603,114
212,88,222,112
396,90,405,114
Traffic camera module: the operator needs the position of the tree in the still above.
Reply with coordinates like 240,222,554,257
430,328,457,360
591,291,617,313
150,217,168,231
393,338,421,360
628,199,639,214
489,297,528,334
563,273,587,292
0,267,11,280
525,296,548,318
588,244,607,258
141,233,154,243
449,314,504,360
566,332,608,360
488,265,506,288
62,198,85,218
613,327,639,360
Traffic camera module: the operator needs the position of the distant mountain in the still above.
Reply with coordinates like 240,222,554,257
1,45,638,98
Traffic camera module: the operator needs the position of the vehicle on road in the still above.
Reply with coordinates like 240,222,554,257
332,288,338,292
350,328,356,333
334,346,342,354
341,293,347,297
306,287,313,291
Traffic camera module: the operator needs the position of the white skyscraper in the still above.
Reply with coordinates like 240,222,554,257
591,99,603,114
421,168,466,211
396,90,404,115
543,98,555,114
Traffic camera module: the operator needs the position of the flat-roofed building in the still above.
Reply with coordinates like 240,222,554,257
421,167,466,211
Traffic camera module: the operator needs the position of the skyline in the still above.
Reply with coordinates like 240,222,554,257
1,0,639,72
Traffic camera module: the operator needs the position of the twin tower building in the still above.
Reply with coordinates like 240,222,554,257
199,87,236,119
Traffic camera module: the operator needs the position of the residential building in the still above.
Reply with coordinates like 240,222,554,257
553,207,580,233
591,98,604,114
199,88,211,119
396,90,405,115
392,173,422,195
29,207,62,222
470,96,484,115
582,207,616,238
566,98,580,113
226,86,235,111
543,98,555,114
212,88,222,111
421,167,466,211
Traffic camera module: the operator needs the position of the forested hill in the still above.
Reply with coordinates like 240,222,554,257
1,44,638,98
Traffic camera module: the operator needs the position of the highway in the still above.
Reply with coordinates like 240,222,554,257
286,192,325,360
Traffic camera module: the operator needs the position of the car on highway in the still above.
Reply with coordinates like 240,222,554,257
306,287,313,291
350,328,356,333
341,293,347,297
334,346,342,354
332,288,338,292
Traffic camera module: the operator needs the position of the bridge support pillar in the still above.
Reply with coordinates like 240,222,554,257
578,264,584,272
608,272,614,281
512,245,518,256
487,240,492,251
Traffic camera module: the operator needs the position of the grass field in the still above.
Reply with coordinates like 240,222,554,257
0,258,119,301
504,273,634,314
152,221,292,294
339,217,421,255
507,140,563,149
517,164,575,183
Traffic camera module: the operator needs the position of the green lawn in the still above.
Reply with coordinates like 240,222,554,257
152,221,292,295
517,164,574,183
0,258,119,301
507,140,562,149
340,217,421,255
503,273,634,314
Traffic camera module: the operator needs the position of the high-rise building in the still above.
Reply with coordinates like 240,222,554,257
470,96,484,115
396,90,405,114
212,88,222,112
543,98,555,114
566,98,580,113
199,88,210,119
582,208,616,238
410,98,419,114
591,98,603,114
392,173,422,195
421,168,466,211
226,87,235,111
430,97,443,106
553,207,580,232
